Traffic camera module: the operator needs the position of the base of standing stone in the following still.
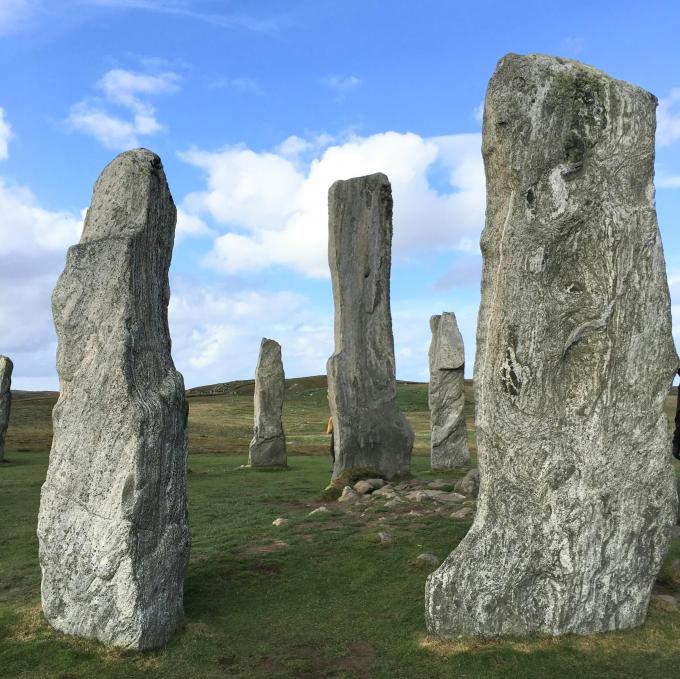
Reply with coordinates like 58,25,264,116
248,436,287,468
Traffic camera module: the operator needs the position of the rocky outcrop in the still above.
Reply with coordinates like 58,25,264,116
248,338,287,468
426,54,678,637
0,355,12,462
37,149,190,650
326,173,413,481
429,313,469,470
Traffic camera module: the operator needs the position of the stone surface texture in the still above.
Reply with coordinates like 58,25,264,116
327,173,413,481
37,149,190,650
426,54,678,638
428,313,469,470
248,338,287,467
0,355,13,462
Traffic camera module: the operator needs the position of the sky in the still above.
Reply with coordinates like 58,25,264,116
1,0,680,390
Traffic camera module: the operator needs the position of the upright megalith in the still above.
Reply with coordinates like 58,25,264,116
428,313,469,470
37,149,190,650
249,338,287,468
0,355,13,462
327,173,413,481
426,54,678,637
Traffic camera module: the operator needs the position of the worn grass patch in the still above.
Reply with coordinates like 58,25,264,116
1,379,679,678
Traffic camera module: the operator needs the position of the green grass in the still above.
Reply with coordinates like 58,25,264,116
1,379,680,678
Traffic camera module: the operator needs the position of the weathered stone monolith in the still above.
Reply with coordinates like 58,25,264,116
426,54,678,637
0,355,13,462
248,338,287,467
37,148,190,650
327,173,413,482
429,313,469,470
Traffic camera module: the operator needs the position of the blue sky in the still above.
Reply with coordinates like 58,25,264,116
1,0,680,389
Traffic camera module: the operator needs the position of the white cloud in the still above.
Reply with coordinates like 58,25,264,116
176,207,212,241
0,108,12,160
169,279,333,387
68,68,180,150
0,179,83,388
321,74,361,100
658,175,680,189
180,131,485,279
0,0,33,36
658,88,680,147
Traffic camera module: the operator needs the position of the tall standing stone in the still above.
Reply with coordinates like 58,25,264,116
327,173,413,481
426,54,678,637
37,149,190,650
429,313,469,470
249,338,287,468
0,355,13,463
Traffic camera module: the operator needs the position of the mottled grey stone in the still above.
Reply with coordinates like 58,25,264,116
37,148,190,650
248,338,286,468
454,468,480,498
426,54,678,638
429,313,469,470
327,173,413,481
0,355,13,462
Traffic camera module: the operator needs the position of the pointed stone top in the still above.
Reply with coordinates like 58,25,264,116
81,148,175,243
329,172,389,195
430,312,464,370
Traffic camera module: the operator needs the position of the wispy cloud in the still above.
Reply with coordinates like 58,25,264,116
562,36,585,56
321,74,362,101
84,0,284,34
658,175,680,189
0,0,34,36
210,76,262,94
0,108,12,160
67,67,180,150
658,87,680,147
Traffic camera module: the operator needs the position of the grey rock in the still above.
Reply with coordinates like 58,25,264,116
353,478,386,494
454,469,480,498
384,498,403,509
428,480,454,491
37,149,189,650
405,490,429,503
429,313,469,470
0,355,12,462
377,531,393,545
326,173,414,481
426,54,678,638
434,492,466,504
450,507,475,521
308,506,330,517
337,486,359,503
372,485,395,498
416,553,442,568
248,338,287,468
272,518,288,527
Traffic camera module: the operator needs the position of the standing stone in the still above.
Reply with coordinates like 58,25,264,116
426,54,678,637
429,313,469,470
0,355,13,462
37,149,190,650
248,338,287,467
327,173,413,481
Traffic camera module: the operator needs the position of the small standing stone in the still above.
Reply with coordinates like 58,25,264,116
249,338,287,468
326,173,414,481
454,469,480,498
37,149,190,650
0,356,13,462
429,313,469,470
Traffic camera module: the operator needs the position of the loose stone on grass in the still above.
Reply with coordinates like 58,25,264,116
272,518,288,527
416,553,442,569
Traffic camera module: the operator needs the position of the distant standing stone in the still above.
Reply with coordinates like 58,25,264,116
426,54,678,638
429,313,469,470
37,149,190,650
248,338,287,468
454,468,480,498
326,173,414,481
0,355,13,462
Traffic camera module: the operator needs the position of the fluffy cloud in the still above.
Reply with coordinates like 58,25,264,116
181,131,485,278
0,108,12,160
68,68,180,150
658,88,680,147
0,179,83,388
169,278,333,387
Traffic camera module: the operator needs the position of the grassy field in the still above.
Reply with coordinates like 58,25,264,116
1,379,680,678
